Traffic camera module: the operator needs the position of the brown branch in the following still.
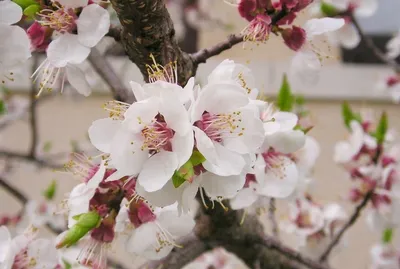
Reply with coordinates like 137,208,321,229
350,14,400,73
0,177,28,204
318,190,373,262
29,54,40,158
0,151,63,169
88,47,134,102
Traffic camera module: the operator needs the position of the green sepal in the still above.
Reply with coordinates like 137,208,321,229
341,102,361,130
42,180,57,201
172,172,186,188
76,211,101,229
320,2,339,17
382,228,394,244
374,112,388,145
0,100,6,115
189,150,206,166
277,74,294,112
172,160,195,188
62,259,72,269
12,0,38,10
23,4,40,19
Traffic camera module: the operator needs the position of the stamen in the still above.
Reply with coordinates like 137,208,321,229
146,54,178,84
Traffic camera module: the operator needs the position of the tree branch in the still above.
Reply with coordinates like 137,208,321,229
318,189,373,262
88,47,134,102
350,14,400,73
29,54,39,158
0,177,28,204
0,151,63,169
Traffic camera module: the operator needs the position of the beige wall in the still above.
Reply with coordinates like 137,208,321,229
1,96,399,268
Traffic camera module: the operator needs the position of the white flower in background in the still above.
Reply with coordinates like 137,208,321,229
125,204,195,259
33,3,110,96
18,200,66,231
58,247,88,269
289,18,345,85
207,59,258,98
183,247,247,269
334,120,377,163
89,93,194,193
370,243,400,269
386,30,400,59
0,226,59,269
376,75,400,104
0,0,31,86
191,82,264,176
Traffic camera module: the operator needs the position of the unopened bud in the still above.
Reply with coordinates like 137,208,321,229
282,26,306,52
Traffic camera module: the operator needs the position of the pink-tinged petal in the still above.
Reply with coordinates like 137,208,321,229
47,34,90,67
77,4,110,48
88,118,120,153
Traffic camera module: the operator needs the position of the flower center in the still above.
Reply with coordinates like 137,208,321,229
195,111,244,142
38,6,77,33
140,118,174,152
262,150,287,178
242,14,271,43
128,201,156,228
63,153,100,183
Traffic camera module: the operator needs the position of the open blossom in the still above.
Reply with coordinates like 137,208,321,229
286,18,345,85
0,0,31,86
0,226,59,269
386,30,400,60
370,243,400,269
376,74,400,104
33,3,110,96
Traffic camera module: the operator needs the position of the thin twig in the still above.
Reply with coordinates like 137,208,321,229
191,9,287,64
269,198,279,238
0,151,63,169
252,235,331,269
29,54,39,158
350,14,400,73
318,189,373,262
88,47,133,102
0,177,28,204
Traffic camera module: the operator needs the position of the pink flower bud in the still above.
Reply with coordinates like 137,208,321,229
387,76,400,87
282,26,306,51
281,0,298,9
27,22,50,52
348,188,362,202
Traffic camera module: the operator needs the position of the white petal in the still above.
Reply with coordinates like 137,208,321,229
356,0,378,17
273,112,298,131
303,18,345,38
294,136,320,174
255,156,298,198
47,34,90,67
333,141,353,163
157,210,195,237
66,65,91,96
27,239,58,268
230,187,259,210
290,48,321,85
193,126,218,164
136,180,181,207
55,0,88,8
123,97,160,133
179,180,200,214
337,24,361,49
171,132,194,167
268,130,306,154
137,151,179,192
160,91,192,134
129,81,145,101
86,161,106,189
201,172,246,200
0,1,22,25
77,4,110,48
88,118,120,153
386,36,400,59
0,25,31,68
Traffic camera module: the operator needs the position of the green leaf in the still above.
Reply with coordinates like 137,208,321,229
0,100,6,115
76,211,101,229
320,2,339,17
341,102,361,129
375,112,388,145
42,141,52,153
23,4,40,19
12,0,38,9
294,95,305,106
43,180,57,200
277,74,294,112
382,228,393,243
62,259,72,269
190,150,206,166
172,172,186,188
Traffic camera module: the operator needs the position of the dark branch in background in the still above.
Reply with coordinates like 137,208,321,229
319,190,373,262
350,14,400,73
29,54,39,158
88,47,134,103
0,151,63,170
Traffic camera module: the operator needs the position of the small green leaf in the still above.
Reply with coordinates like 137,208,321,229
382,228,393,243
190,150,206,166
0,100,6,115
277,74,294,112
294,95,305,106
320,2,339,16
42,180,57,200
172,172,186,188
77,211,101,229
375,112,388,145
42,141,52,153
12,0,38,9
62,259,72,269
23,4,40,19
341,102,361,129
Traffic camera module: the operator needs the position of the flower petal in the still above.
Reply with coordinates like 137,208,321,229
54,0,88,8
137,151,179,192
273,112,298,131
337,23,361,49
268,130,306,154
77,4,110,48
201,172,246,200
303,18,345,38
66,65,91,96
157,210,195,237
0,25,31,68
356,0,378,17
88,118,121,153
230,187,258,210
193,126,218,164
136,180,181,207
47,34,90,67
171,132,194,167
129,81,145,101
0,1,22,25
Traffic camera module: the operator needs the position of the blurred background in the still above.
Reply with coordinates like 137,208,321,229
1,0,400,268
